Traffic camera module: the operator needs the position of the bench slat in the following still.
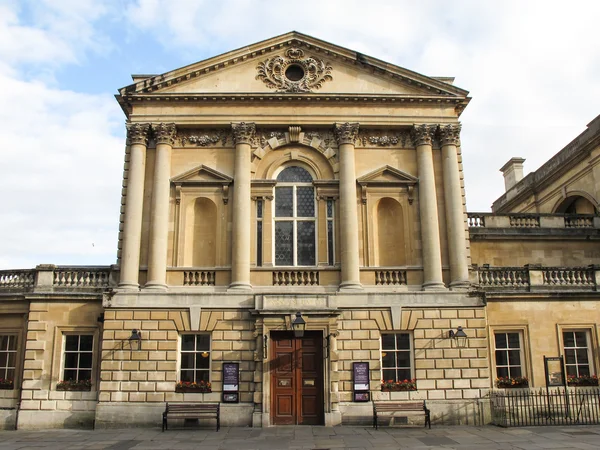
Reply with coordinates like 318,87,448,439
163,403,220,432
373,401,431,430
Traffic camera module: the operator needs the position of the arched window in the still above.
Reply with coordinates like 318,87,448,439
274,166,316,266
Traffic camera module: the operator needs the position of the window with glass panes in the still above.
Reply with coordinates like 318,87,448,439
326,199,335,265
256,199,263,266
494,332,523,378
381,333,412,381
180,334,211,383
563,331,592,377
0,335,17,385
63,335,93,382
274,166,316,266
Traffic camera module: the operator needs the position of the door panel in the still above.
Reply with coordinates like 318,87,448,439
270,331,324,425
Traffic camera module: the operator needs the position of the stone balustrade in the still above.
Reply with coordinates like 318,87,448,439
0,269,36,290
0,265,113,293
467,213,599,230
474,264,600,291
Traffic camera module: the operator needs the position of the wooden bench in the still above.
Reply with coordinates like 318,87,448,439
373,401,431,429
162,403,220,431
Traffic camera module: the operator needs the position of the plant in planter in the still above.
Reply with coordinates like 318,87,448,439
56,379,92,391
496,376,528,388
0,378,14,390
175,380,212,393
381,379,417,391
567,374,598,387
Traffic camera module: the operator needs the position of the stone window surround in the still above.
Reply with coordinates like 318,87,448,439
0,331,20,387
178,332,212,384
488,325,531,385
52,326,100,390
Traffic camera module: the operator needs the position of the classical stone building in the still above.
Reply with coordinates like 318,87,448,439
0,32,598,430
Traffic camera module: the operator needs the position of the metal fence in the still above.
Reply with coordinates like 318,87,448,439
491,388,600,427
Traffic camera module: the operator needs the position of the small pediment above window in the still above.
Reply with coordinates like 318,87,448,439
171,165,233,186
357,165,418,186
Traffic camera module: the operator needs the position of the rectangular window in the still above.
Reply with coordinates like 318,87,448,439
327,199,334,265
256,199,263,267
494,332,523,378
0,335,17,386
180,334,211,383
63,335,93,382
381,333,412,381
563,330,592,377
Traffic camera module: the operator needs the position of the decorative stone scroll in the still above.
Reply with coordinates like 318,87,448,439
231,122,256,145
177,129,229,147
126,123,150,145
256,47,333,93
152,123,177,145
411,124,437,147
334,122,360,146
357,130,411,147
439,123,461,146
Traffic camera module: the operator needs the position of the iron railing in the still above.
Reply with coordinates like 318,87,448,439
491,388,600,427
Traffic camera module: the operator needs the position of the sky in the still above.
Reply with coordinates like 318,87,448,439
1,0,599,270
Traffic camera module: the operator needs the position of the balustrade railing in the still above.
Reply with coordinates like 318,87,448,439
53,267,111,287
478,268,530,288
542,268,594,287
468,213,598,229
375,270,407,286
0,270,36,290
467,214,485,227
272,271,320,286
509,214,540,228
183,271,216,286
565,215,594,228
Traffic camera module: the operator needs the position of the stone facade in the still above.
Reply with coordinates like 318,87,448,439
0,32,598,430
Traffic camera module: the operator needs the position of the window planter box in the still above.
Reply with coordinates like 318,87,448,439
56,381,92,391
496,377,528,389
0,384,14,390
567,375,598,387
381,379,417,392
175,382,212,393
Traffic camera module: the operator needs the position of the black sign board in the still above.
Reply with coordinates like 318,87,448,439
222,362,239,403
544,356,566,387
353,362,370,402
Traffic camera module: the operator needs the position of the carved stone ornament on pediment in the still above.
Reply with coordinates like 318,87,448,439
256,48,333,93
177,129,230,147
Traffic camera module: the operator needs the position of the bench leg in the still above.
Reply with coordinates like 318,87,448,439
425,412,431,429
216,414,220,432
373,413,378,430
162,413,166,432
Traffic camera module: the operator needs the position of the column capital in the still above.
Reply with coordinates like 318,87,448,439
126,123,151,145
153,123,177,145
411,124,437,147
439,123,462,146
334,122,359,145
231,122,256,145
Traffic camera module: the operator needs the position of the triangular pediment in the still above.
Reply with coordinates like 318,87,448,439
119,32,468,99
171,165,233,185
358,165,418,185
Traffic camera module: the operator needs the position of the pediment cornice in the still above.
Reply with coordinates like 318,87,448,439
357,165,418,186
171,165,233,186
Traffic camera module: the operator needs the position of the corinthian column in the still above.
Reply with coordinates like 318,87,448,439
440,124,470,289
229,122,255,290
145,123,176,290
412,124,445,290
334,123,362,290
119,123,150,289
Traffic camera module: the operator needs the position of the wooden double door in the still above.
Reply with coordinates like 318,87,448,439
270,331,324,425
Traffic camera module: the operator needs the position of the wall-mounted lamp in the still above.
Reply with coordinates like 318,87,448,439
292,312,306,338
448,326,467,348
263,334,268,360
129,329,142,350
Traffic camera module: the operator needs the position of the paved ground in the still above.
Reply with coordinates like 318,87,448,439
0,425,599,450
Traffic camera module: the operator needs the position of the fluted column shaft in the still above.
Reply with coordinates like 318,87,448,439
412,124,445,290
119,123,150,289
146,123,176,290
229,122,255,290
335,123,362,290
440,124,470,288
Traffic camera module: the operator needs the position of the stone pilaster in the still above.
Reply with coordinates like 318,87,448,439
230,122,255,290
119,123,150,290
440,124,470,289
412,124,445,290
145,123,176,290
334,123,362,290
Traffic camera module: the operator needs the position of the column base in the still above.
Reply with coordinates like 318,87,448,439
338,281,363,291
422,281,446,291
117,282,140,291
228,282,252,292
143,282,168,291
449,280,470,290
